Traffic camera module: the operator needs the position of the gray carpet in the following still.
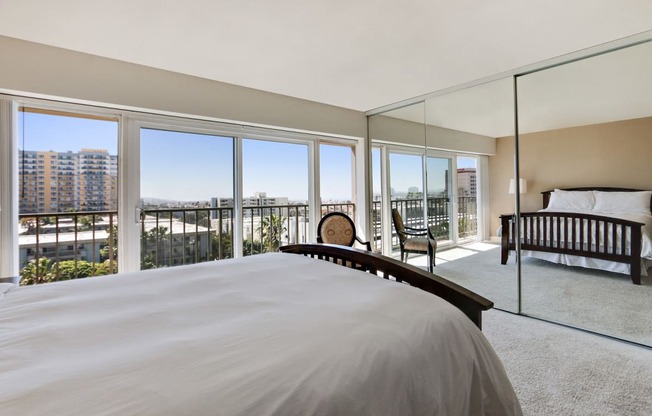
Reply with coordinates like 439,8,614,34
430,243,652,346
483,310,652,416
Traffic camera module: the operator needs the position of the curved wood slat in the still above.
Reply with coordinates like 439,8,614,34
500,210,644,285
280,243,492,329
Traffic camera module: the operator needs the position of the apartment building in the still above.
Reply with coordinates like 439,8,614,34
457,168,477,196
19,148,117,213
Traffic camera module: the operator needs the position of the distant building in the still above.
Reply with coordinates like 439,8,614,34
19,148,118,213
19,215,210,267
211,192,290,218
457,168,477,196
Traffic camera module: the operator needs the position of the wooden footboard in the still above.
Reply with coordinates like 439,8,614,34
280,243,493,329
500,212,644,285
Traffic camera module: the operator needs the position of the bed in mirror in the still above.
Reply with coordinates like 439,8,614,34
514,40,652,346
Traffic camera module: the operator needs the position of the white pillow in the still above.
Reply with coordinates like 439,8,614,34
593,191,652,214
546,190,595,211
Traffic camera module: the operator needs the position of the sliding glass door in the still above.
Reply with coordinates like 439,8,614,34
425,156,453,246
140,128,234,269
456,156,478,242
241,138,309,255
388,152,425,256
16,107,120,283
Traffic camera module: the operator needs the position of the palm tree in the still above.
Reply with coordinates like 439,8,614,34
257,214,287,253
19,257,53,285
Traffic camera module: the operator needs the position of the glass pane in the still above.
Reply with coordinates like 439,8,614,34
457,156,478,241
389,152,424,255
140,128,234,269
517,40,652,345
242,139,308,255
426,156,452,244
422,77,517,313
320,143,354,217
372,147,382,252
18,109,119,284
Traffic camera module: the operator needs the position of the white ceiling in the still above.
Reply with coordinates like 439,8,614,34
1,1,652,112
380,40,652,137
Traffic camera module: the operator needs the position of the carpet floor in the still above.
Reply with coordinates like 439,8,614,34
409,242,652,346
483,310,652,416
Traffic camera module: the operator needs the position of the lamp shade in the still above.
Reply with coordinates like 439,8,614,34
508,178,527,194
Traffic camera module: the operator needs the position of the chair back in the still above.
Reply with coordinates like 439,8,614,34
391,208,407,243
317,212,356,246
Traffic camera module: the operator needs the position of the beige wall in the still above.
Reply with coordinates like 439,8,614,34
0,35,366,138
489,116,652,235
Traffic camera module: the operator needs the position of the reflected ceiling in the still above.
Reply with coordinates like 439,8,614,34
379,41,652,138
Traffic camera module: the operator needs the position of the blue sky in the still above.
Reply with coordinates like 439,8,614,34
20,111,474,202
373,150,476,196
19,112,353,202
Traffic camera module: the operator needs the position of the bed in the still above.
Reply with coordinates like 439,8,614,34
0,243,521,415
500,187,652,284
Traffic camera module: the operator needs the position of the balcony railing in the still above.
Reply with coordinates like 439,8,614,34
18,210,118,285
140,203,356,268
16,198,477,283
371,196,477,252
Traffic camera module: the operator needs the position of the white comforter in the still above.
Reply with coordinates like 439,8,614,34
0,253,521,416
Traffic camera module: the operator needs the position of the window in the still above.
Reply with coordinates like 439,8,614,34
16,107,119,282
319,143,354,217
140,128,234,269
242,138,309,255
2,98,364,279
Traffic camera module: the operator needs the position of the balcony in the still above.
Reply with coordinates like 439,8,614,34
371,196,477,252
16,198,476,284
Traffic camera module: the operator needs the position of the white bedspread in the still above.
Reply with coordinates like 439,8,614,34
0,253,521,416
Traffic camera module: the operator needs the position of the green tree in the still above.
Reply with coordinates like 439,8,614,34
100,225,118,263
94,259,118,276
141,226,169,269
19,218,37,235
53,260,95,280
211,231,233,259
243,239,261,256
19,258,54,285
257,214,287,253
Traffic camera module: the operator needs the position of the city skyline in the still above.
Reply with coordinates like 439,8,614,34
20,111,477,209
19,111,354,204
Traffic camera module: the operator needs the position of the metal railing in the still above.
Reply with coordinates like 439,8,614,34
16,198,481,282
140,202,356,268
371,196,477,252
18,210,118,284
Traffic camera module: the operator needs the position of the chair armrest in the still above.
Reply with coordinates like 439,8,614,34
355,236,372,251
400,228,428,237
404,225,427,232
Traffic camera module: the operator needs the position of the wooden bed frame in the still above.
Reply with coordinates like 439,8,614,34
279,243,493,329
500,187,648,285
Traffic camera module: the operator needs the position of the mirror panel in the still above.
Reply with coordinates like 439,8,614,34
368,102,426,257
424,78,517,312
517,40,652,345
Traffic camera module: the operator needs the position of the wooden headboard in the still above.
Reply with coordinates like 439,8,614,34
541,187,651,213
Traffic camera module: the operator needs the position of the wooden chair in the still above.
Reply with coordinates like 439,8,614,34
317,212,372,251
391,208,437,272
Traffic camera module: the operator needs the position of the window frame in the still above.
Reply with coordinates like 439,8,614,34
0,95,366,276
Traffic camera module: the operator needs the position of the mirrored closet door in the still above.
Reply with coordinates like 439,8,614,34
516,40,652,346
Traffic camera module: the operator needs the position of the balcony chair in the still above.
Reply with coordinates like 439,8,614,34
317,212,371,251
391,208,437,273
